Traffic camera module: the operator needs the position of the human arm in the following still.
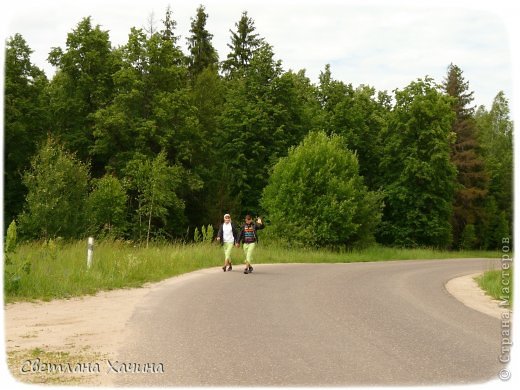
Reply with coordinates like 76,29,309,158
236,224,244,246
216,224,223,243
255,217,265,230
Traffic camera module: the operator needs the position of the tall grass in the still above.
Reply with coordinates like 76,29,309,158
476,269,513,306
5,239,498,303
6,240,222,302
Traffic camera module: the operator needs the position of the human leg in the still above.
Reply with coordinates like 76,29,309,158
242,243,256,273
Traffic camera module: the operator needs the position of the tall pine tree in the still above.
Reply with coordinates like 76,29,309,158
186,5,218,77
443,64,488,248
222,11,263,76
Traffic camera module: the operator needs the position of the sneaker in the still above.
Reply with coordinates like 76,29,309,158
222,266,227,272
244,268,249,274
248,266,253,273
227,265,232,271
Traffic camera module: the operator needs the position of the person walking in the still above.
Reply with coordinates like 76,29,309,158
237,214,264,274
216,213,238,272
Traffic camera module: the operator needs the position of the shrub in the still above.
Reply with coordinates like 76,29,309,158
18,137,89,239
261,131,382,248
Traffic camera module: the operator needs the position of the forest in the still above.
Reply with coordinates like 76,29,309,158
4,5,513,250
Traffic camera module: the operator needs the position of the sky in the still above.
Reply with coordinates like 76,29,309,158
1,2,520,387
1,0,518,112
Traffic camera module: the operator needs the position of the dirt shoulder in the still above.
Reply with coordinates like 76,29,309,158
3,268,216,385
445,272,510,320
4,287,149,385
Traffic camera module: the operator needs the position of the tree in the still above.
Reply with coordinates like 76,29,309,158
4,34,49,228
316,65,390,190
379,78,456,248
222,11,263,76
262,131,382,248
160,5,181,50
91,26,195,171
187,66,226,227
87,175,128,236
443,64,488,248
476,91,513,217
217,44,312,215
123,152,186,246
186,5,218,77
91,7,194,173
475,91,513,247
90,11,207,235
47,17,119,172
18,137,90,239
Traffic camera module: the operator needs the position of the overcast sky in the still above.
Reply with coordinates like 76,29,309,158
1,0,519,111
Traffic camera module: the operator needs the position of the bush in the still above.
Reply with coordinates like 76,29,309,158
18,137,89,239
193,227,202,243
87,175,128,237
4,220,31,294
261,131,382,248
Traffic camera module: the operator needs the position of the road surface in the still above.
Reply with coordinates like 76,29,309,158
112,258,504,386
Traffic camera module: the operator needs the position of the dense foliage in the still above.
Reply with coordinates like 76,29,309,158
378,78,456,247
261,131,382,248
3,7,513,249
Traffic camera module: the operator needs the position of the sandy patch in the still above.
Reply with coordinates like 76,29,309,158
5,287,150,385
4,267,219,385
445,272,511,320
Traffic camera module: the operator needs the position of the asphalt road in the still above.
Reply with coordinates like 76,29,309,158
112,258,503,386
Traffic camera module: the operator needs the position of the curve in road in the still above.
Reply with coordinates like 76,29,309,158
112,258,503,386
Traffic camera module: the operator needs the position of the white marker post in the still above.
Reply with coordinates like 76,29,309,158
87,237,94,269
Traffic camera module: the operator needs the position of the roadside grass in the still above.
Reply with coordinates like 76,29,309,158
476,268,513,306
5,239,498,303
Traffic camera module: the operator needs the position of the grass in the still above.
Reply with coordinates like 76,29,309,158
7,347,105,385
476,268,513,307
4,239,498,303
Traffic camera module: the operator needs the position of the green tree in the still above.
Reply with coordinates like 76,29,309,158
47,17,119,169
90,11,207,235
91,17,195,174
4,33,49,228
316,65,390,190
262,131,382,248
475,91,513,243
160,5,181,48
87,175,128,237
217,44,312,215
18,137,90,239
186,5,218,77
379,78,456,248
124,152,185,246
187,66,226,226
443,64,488,247
222,11,264,76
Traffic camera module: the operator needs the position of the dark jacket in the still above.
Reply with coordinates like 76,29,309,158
217,222,239,245
238,221,265,244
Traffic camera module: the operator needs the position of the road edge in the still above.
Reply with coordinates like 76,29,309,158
445,272,510,320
